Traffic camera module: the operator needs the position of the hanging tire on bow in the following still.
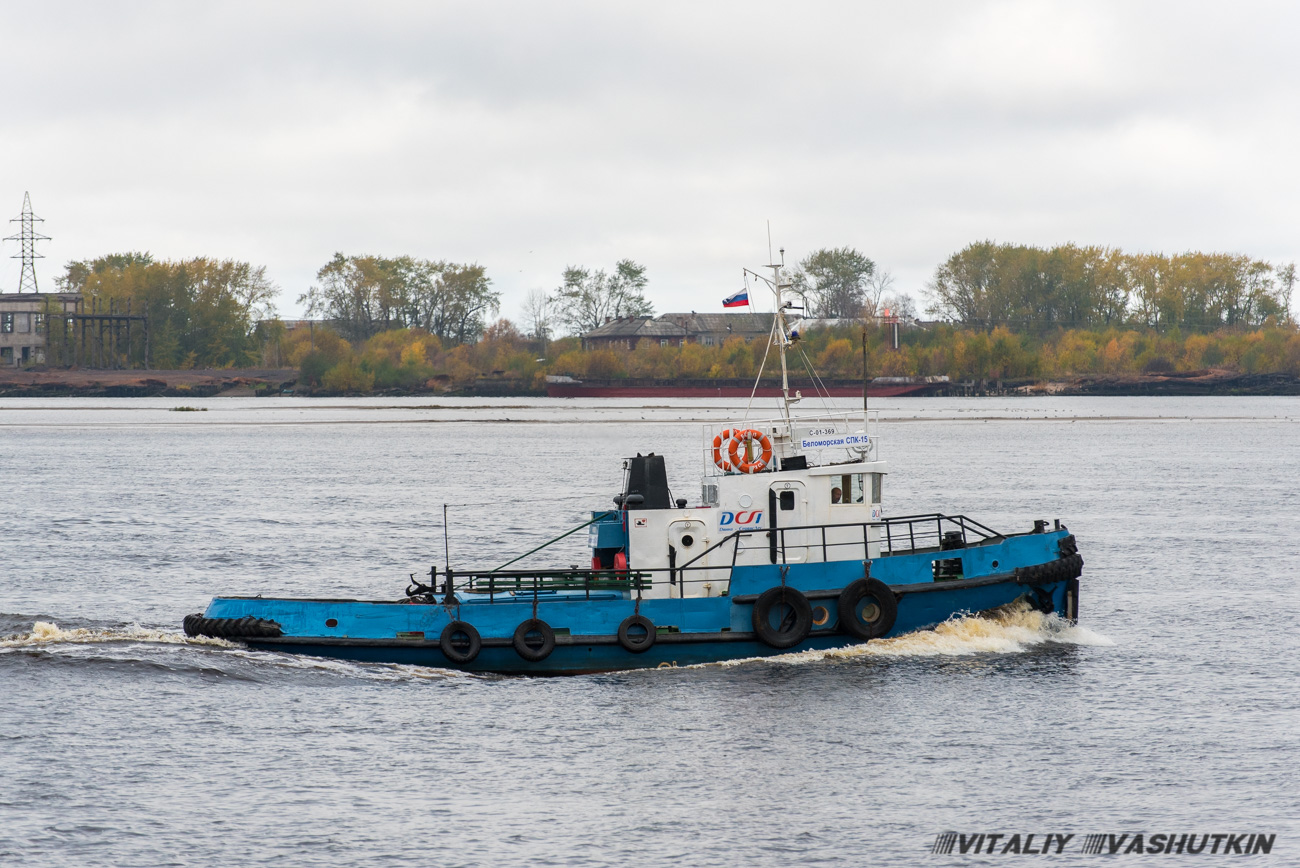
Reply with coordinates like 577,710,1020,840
837,577,897,641
439,620,481,664
728,429,773,474
751,586,813,649
512,618,556,662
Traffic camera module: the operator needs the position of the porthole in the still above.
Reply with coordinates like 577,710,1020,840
326,618,338,628
681,534,695,547
812,605,830,626
991,560,999,569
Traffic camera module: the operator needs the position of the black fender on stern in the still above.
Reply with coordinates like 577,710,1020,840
183,614,282,640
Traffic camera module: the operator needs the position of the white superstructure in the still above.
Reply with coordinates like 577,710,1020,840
621,254,888,599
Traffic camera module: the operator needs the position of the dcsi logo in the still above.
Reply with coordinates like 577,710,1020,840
719,510,763,527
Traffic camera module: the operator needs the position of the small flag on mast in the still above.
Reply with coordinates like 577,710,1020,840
722,288,749,308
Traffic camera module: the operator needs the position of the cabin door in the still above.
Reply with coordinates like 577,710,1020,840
767,481,809,564
667,519,709,597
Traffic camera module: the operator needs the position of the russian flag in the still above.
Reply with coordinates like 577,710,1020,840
722,288,749,308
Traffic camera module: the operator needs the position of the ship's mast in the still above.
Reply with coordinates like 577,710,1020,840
769,251,794,434
743,246,800,441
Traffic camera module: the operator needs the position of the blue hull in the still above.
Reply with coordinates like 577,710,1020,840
200,531,1080,674
243,579,1068,675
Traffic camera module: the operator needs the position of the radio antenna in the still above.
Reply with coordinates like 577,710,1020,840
443,503,451,573
862,324,869,419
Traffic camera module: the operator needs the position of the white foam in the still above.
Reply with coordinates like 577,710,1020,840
217,646,471,681
0,621,230,648
0,621,470,682
709,600,1113,668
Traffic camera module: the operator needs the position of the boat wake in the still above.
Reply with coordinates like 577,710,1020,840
825,603,1111,660
4,603,1113,679
717,600,1113,668
0,620,227,649
0,619,475,683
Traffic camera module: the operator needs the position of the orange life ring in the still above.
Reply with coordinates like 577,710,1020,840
711,428,733,471
728,428,773,474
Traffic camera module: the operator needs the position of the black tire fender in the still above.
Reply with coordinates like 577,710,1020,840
439,620,482,664
180,614,281,640
182,614,205,637
837,577,898,641
512,618,556,662
617,614,656,654
751,586,813,649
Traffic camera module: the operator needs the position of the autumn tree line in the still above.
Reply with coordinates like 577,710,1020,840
52,253,276,369
42,244,1300,388
928,242,1295,332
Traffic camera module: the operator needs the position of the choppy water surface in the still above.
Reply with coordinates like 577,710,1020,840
2,396,1297,866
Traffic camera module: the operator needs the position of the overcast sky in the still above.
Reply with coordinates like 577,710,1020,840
2,1,1296,322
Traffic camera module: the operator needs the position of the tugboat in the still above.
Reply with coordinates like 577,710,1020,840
184,256,1083,674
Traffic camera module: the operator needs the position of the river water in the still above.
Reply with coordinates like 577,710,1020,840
1,396,1297,865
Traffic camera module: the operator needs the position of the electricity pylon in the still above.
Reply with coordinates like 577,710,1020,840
5,192,50,293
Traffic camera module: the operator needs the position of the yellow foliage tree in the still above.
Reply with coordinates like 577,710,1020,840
284,327,351,367
818,338,854,376
677,344,710,378
585,348,626,378
321,358,375,392
1181,334,1212,370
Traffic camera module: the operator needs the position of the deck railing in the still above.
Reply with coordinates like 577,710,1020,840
677,511,1004,571
416,512,1006,602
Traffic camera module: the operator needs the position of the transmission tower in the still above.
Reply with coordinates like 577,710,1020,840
5,192,50,293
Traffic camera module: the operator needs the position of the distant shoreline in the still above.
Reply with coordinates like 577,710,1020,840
1,367,1298,398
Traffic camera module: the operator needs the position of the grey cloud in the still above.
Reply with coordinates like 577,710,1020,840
1,0,1297,314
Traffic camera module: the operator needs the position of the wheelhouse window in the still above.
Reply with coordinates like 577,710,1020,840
833,473,866,504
